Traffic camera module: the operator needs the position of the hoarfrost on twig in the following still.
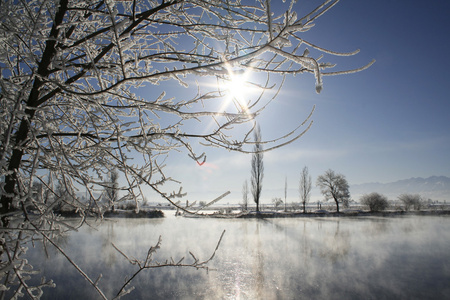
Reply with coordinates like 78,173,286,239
1,0,372,298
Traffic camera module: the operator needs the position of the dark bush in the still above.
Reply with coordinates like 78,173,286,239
360,192,389,212
104,209,164,218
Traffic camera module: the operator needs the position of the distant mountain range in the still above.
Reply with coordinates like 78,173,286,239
351,176,450,201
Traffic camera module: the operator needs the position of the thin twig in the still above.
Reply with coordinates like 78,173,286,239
114,230,226,298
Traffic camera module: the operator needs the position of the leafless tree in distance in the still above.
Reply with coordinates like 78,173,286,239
360,192,389,212
272,197,283,210
104,169,119,212
316,169,350,213
300,166,312,213
251,125,264,212
242,180,249,211
398,194,424,211
284,176,288,211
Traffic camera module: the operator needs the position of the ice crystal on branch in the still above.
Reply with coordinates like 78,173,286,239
0,0,372,298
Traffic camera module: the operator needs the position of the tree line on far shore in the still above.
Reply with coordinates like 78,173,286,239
242,129,437,213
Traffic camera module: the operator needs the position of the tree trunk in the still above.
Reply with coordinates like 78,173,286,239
334,197,340,213
0,0,69,226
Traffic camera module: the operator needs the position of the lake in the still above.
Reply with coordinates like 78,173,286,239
23,213,450,299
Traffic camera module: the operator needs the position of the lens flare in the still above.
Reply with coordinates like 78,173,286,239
219,64,255,115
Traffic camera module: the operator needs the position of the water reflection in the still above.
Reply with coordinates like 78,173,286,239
21,216,450,299
319,221,350,263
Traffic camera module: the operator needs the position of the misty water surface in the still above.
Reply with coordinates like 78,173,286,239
24,214,450,299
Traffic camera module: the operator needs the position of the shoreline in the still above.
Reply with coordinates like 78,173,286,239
183,209,450,219
55,208,450,219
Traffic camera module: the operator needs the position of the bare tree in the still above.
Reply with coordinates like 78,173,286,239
251,125,264,212
360,192,389,212
0,0,372,297
272,197,283,210
104,169,119,212
284,176,288,211
242,180,249,211
299,166,312,213
398,194,424,211
54,176,78,213
316,169,350,213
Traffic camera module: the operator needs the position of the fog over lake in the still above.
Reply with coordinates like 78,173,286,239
24,214,450,299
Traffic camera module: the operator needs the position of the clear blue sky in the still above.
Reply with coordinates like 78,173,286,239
146,0,450,204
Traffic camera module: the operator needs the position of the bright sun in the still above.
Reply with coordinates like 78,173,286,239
223,71,251,113
227,78,246,103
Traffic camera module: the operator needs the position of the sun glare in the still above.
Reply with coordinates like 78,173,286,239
223,71,252,113
227,76,246,101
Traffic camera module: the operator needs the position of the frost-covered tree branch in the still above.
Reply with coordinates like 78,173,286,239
1,0,372,297
0,0,372,218
112,230,226,299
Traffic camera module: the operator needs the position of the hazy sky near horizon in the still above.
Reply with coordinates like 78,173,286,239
143,0,450,204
